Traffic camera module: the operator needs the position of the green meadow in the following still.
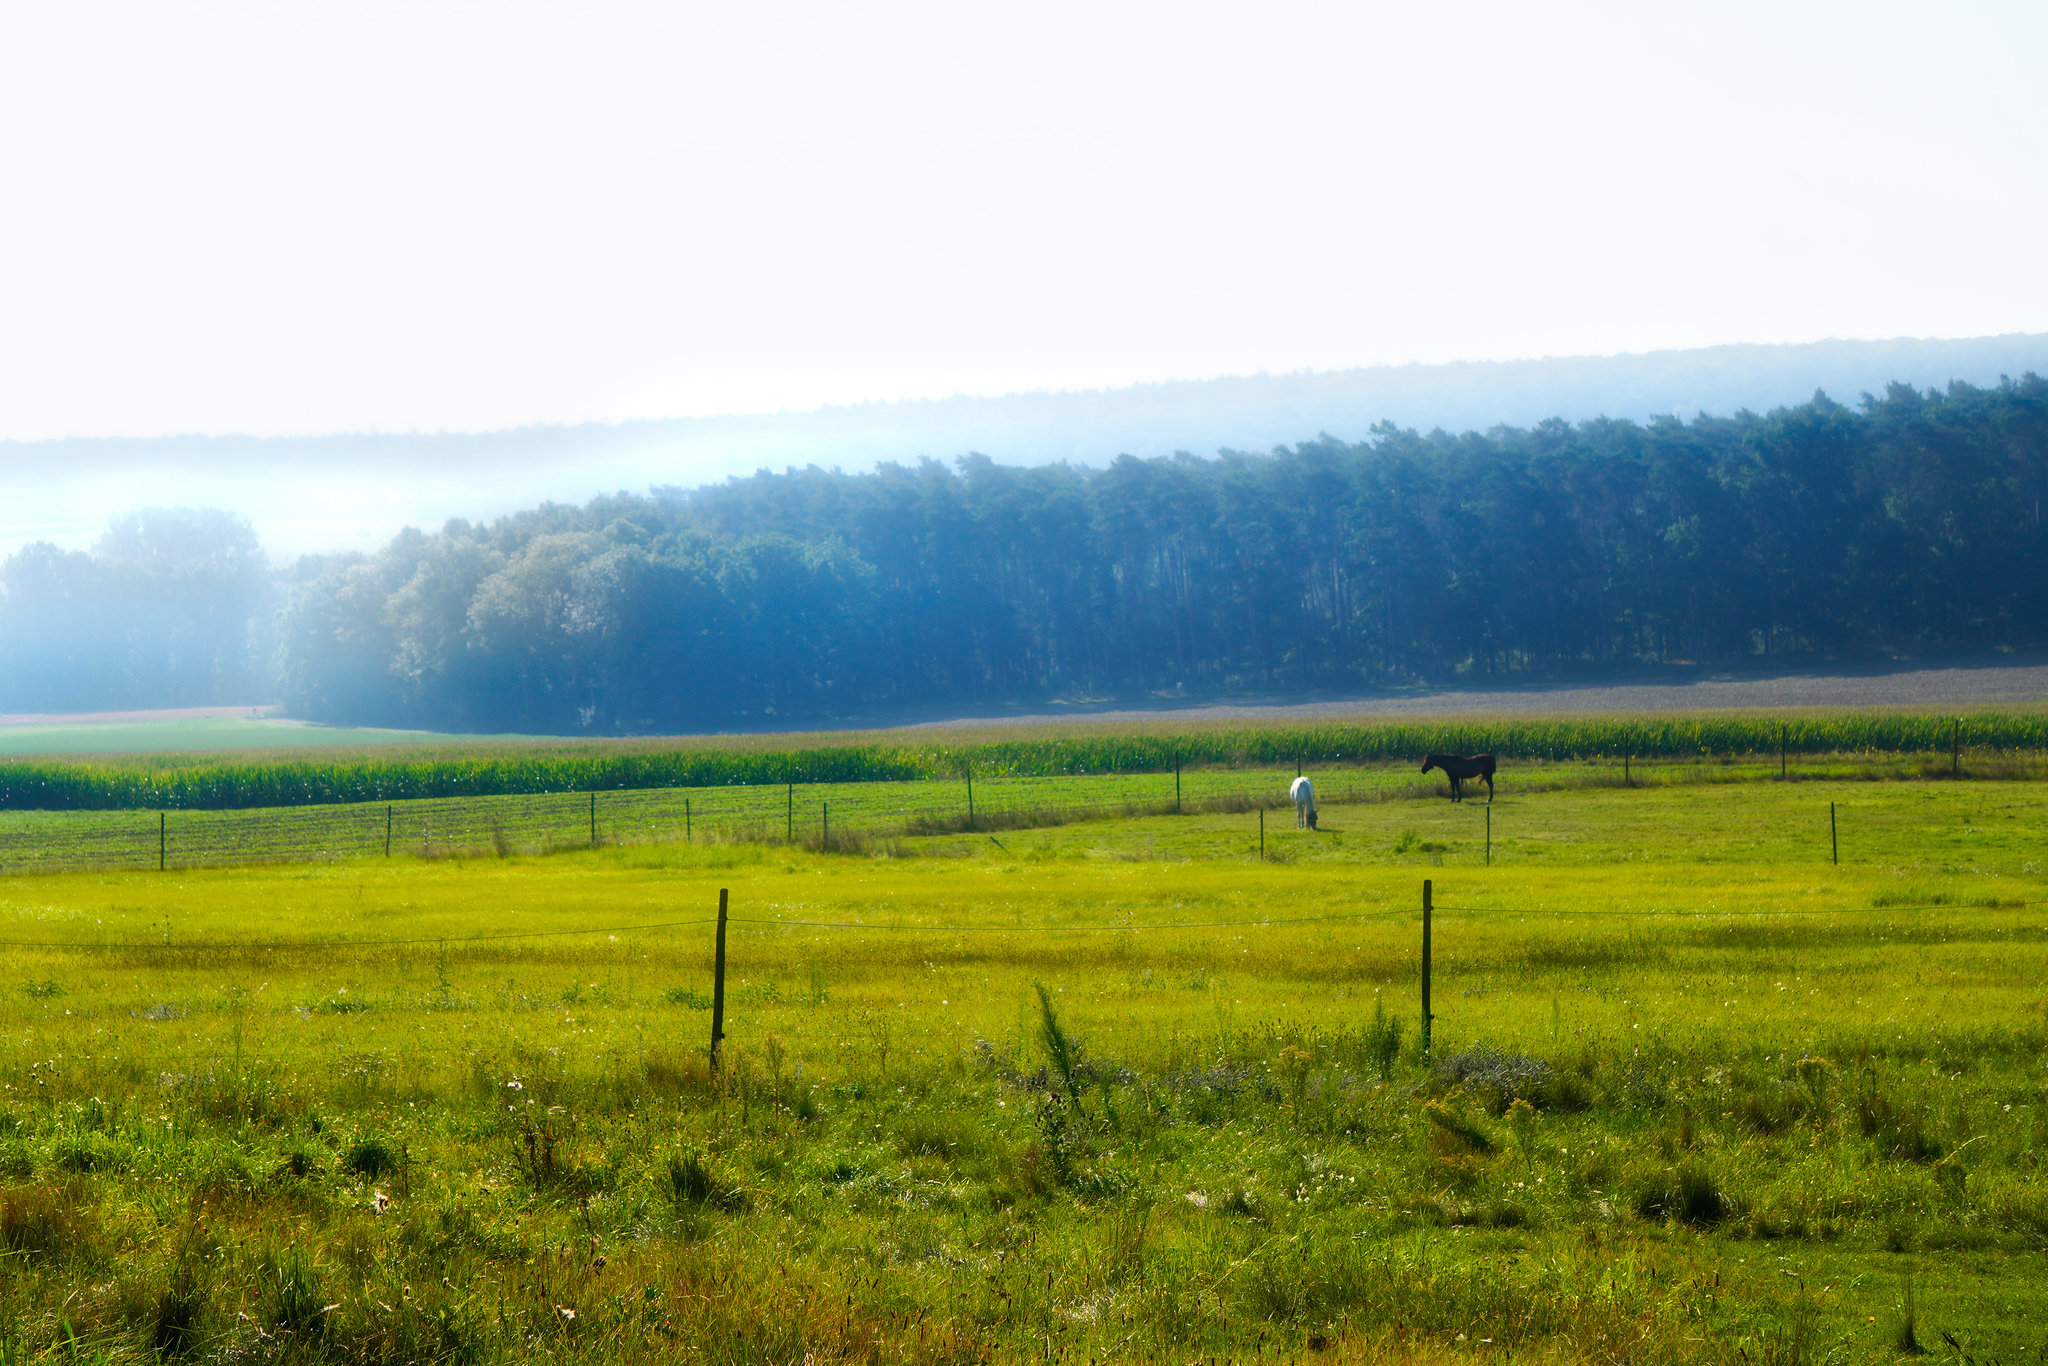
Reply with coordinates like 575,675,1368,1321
0,775,2042,1363
3,752,2045,876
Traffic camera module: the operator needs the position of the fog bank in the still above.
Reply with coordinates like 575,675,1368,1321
7,335,2047,561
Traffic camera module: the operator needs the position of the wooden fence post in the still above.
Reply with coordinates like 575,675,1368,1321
158,812,166,872
685,798,692,843
1831,802,1838,866
589,791,597,848
385,806,392,858
786,783,793,843
965,762,974,829
1485,806,1491,867
1174,756,1182,813
822,800,829,848
1952,718,1961,777
709,888,729,1072
1421,879,1434,1059
1258,807,1264,859
1780,727,1787,780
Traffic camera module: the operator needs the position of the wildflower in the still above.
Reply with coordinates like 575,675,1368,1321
373,1190,391,1214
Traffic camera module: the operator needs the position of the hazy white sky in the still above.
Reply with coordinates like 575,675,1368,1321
3,0,2045,441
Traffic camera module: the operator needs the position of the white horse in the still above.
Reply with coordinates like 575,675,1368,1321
1288,775,1317,829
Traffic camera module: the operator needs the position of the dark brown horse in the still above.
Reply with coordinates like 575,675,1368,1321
1421,753,1495,802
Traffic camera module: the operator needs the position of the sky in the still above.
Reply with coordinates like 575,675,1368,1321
3,1,2046,444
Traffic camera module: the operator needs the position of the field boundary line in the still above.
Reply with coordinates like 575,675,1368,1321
0,915,721,952
1440,898,2048,918
0,896,2037,951
728,908,1410,932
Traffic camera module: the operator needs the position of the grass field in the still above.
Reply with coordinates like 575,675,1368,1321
0,775,2043,1363
2,753,2045,876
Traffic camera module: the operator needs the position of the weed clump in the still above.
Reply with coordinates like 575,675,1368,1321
1422,1101,1495,1155
51,1131,130,1173
1363,996,1403,1081
260,1242,330,1345
1633,1160,1729,1227
664,1152,748,1213
1858,1089,1943,1163
1434,1043,1587,1114
342,1135,404,1180
0,1184,91,1258
151,1263,206,1360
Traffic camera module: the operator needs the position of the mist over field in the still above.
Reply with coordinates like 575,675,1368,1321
7,335,2048,562
5,374,2045,731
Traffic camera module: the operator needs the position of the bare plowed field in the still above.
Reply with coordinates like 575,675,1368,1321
914,654,2048,728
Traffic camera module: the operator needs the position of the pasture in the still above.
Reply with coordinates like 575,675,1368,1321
4,749,2047,877
0,774,2042,1363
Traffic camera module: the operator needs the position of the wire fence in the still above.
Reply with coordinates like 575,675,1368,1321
0,893,2034,955
0,767,1423,877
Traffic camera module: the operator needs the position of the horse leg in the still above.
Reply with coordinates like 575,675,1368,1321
1485,773,1495,803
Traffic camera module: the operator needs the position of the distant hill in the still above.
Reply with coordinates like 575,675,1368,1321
6,333,2047,558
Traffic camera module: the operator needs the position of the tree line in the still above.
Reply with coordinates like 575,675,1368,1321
5,378,2044,730
0,508,273,713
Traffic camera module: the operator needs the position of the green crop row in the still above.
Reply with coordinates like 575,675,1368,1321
1,710,2042,812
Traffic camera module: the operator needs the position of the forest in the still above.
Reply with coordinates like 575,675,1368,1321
0,507,273,713
4,378,2045,731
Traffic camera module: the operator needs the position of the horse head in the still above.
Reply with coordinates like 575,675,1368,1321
1419,756,1438,774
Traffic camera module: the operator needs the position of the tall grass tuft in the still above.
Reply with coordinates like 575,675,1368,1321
1035,984,1084,1105
150,1263,205,1360
261,1242,330,1345
1894,1272,1926,1355
342,1135,403,1180
1633,1160,1728,1227
1364,995,1403,1082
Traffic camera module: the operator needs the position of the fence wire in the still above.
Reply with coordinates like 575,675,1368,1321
0,895,2034,954
0,769,1420,876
